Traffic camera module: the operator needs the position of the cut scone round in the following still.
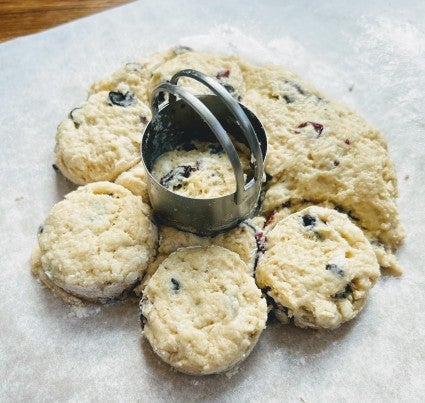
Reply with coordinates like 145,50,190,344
55,84,151,185
140,245,267,375
36,182,158,303
256,206,380,330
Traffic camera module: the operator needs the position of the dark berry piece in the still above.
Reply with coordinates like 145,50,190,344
255,231,267,253
68,107,82,129
52,164,59,172
302,214,316,227
265,212,276,226
108,91,136,107
332,284,352,299
171,278,180,291
208,143,224,155
285,80,305,95
297,121,324,137
180,142,197,152
160,165,196,190
325,263,344,277
140,115,148,124
282,95,294,103
223,84,235,95
140,313,147,330
345,139,350,145
334,160,340,167
37,225,44,235
216,69,230,79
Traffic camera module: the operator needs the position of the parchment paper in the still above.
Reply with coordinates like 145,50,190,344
1,0,424,401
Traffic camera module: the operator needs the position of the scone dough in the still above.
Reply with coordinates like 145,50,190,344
256,206,380,329
55,84,151,185
151,140,250,198
133,218,265,296
140,246,267,375
241,63,404,252
36,182,158,302
115,161,150,205
149,51,246,100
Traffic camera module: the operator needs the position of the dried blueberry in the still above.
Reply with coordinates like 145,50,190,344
208,143,224,155
334,160,340,167
68,107,82,129
332,284,352,299
180,142,197,152
140,313,148,329
297,121,324,137
223,84,235,95
171,278,180,291
281,95,294,104
325,263,344,277
108,91,136,107
160,165,196,190
302,214,316,227
285,80,305,95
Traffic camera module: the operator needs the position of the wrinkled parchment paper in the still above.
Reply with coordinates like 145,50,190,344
1,1,424,401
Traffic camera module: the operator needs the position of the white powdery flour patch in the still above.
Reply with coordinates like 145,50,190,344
181,25,354,101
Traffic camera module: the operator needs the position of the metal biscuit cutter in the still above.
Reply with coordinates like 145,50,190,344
141,69,267,236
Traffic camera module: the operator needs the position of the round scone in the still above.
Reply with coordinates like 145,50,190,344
256,206,380,330
140,246,267,375
37,182,158,302
55,83,151,185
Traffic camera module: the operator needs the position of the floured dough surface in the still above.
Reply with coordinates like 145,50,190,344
115,161,150,205
140,246,267,375
55,84,151,185
36,182,158,302
241,63,404,253
133,218,265,296
151,140,250,198
149,51,246,100
256,206,380,329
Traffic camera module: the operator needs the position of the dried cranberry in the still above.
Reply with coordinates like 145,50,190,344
265,212,276,226
255,231,267,253
297,121,324,137
216,69,230,79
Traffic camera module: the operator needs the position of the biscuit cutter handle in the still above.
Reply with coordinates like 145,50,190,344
151,81,246,204
170,70,264,189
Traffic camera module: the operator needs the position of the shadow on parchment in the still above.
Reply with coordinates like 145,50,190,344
53,168,76,201
138,310,360,401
